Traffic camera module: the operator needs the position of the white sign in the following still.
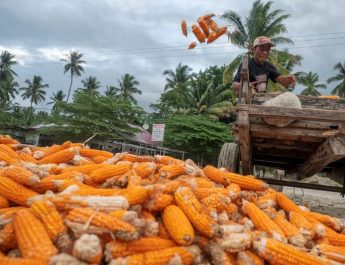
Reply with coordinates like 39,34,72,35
151,124,165,142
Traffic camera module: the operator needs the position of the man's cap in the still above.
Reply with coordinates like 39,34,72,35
253,36,275,47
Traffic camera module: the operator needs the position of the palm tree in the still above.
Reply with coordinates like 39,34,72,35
80,76,101,96
20,75,48,124
295,71,326,96
115,74,141,104
163,63,192,111
47,90,66,114
61,50,86,102
0,51,17,81
0,78,19,108
327,62,345,97
105,85,119,98
221,0,298,84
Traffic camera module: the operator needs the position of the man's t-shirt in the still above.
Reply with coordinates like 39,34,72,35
233,58,281,93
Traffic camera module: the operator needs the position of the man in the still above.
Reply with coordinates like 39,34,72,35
232,36,296,95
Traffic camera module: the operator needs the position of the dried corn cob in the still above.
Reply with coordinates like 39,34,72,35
162,205,194,246
0,144,20,159
104,237,176,260
144,193,174,212
277,192,303,213
72,234,102,264
0,195,9,209
38,148,77,164
289,211,316,239
116,186,150,205
109,245,200,265
30,200,67,241
0,223,17,251
61,163,109,174
237,250,264,265
66,207,138,241
207,18,220,32
0,150,18,165
18,152,38,163
175,186,222,237
272,211,306,247
207,26,227,44
197,17,210,37
0,207,25,226
89,162,132,183
4,166,40,186
108,210,138,222
0,177,38,206
302,211,343,232
253,237,329,265
79,148,113,158
0,256,46,265
202,193,231,212
312,243,345,263
91,155,109,164
159,164,185,179
133,162,156,178
13,209,57,261
243,200,286,241
188,42,197,49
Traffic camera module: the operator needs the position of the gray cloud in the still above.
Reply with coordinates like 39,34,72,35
1,0,344,111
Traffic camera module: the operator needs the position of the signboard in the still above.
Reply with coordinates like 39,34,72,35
151,124,165,142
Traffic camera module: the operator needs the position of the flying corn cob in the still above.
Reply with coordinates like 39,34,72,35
207,26,227,44
188,42,197,49
181,19,187,37
197,17,210,37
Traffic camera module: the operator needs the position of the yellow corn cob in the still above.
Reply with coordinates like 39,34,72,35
0,144,20,159
155,155,183,165
0,195,9,208
38,148,77,164
79,148,113,158
177,176,216,189
226,183,241,200
243,200,285,241
0,207,25,225
61,163,109,174
0,177,38,206
158,222,171,239
30,200,66,241
162,205,194,246
203,166,268,191
0,150,18,165
119,153,140,163
272,211,306,247
0,136,19,144
4,165,40,186
108,210,138,222
144,193,174,212
0,223,17,251
302,211,343,232
104,237,176,260
193,187,230,200
159,164,185,179
253,237,330,265
312,243,345,263
32,171,83,193
66,207,138,241
18,153,38,163
133,162,156,178
323,229,345,247
117,186,150,205
72,186,121,196
276,192,303,213
202,193,231,212
72,154,94,166
43,141,71,157
110,245,200,265
289,211,316,239
175,186,222,238
0,257,46,265
91,155,109,163
154,180,182,194
127,171,142,188
72,234,102,264
51,194,129,212
89,162,132,183
13,209,57,261
237,250,264,265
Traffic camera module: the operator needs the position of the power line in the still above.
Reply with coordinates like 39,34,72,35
13,31,345,60
22,42,345,66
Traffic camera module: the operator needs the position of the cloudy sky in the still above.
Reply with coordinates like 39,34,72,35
1,0,344,112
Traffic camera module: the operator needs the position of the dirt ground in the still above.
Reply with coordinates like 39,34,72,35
282,186,345,219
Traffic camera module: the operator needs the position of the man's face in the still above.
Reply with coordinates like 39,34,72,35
253,44,271,64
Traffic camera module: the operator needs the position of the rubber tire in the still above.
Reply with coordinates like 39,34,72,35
218,143,240,173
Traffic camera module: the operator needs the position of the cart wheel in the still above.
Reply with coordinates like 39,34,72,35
218,143,240,173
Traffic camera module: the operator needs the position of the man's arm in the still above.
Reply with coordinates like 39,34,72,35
232,81,241,95
275,74,296,88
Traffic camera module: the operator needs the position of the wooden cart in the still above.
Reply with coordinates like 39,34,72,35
218,56,345,195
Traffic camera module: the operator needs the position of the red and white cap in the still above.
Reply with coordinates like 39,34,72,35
253,36,275,47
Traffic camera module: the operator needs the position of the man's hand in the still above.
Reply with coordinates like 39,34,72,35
287,74,296,87
250,81,257,93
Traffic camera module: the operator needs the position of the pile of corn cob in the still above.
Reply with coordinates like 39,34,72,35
0,135,344,265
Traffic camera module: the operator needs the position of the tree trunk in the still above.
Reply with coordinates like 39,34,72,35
66,72,73,102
